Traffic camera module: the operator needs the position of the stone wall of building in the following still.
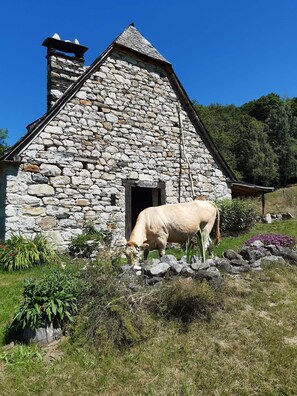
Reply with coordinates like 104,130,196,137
3,49,231,249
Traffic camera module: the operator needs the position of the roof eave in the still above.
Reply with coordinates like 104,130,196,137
0,159,22,169
231,181,275,197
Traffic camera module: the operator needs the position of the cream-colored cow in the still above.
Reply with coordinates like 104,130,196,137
125,200,220,265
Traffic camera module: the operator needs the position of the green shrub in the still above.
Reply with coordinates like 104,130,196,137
73,266,154,353
149,278,219,322
73,266,223,354
69,223,113,258
7,269,86,335
217,198,258,235
0,234,58,272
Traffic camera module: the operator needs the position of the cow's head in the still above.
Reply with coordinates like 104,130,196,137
125,241,142,265
125,241,150,265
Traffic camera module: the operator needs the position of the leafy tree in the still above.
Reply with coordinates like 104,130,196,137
194,102,241,178
0,128,8,156
288,97,297,119
241,93,281,122
286,106,297,182
194,101,278,185
242,94,297,185
235,117,278,185
266,101,291,185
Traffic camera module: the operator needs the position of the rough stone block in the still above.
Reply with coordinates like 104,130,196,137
23,164,40,173
37,216,56,230
28,184,55,196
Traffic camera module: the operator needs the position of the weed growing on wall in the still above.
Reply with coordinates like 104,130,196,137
72,264,223,354
148,278,220,323
185,230,208,263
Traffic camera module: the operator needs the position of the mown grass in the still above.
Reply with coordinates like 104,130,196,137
1,218,297,395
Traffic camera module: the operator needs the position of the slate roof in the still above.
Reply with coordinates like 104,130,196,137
115,24,170,64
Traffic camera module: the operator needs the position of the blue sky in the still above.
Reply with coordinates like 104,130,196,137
2,0,297,146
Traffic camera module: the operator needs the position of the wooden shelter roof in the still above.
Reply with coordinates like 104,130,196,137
231,181,274,197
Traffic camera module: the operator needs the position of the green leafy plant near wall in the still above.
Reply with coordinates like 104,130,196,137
0,234,58,272
69,222,113,258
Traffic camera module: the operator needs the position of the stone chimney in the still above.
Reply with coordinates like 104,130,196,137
42,34,88,110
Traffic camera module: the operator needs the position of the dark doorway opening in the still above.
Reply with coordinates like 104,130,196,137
123,180,165,239
131,187,161,230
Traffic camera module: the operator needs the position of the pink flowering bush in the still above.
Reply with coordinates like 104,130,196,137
245,234,296,249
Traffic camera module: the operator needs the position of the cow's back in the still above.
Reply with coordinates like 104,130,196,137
142,201,217,244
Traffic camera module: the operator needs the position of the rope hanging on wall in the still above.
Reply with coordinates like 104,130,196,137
177,104,195,199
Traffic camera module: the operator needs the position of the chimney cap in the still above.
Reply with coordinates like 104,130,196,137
42,36,88,58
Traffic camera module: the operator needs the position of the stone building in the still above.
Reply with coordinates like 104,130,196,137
0,24,236,249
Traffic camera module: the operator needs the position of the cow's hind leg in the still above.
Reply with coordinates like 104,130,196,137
156,237,167,258
143,249,149,261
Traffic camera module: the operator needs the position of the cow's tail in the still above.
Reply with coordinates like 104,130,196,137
214,205,221,246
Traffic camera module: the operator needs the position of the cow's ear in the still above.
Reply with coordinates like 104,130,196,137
140,242,149,250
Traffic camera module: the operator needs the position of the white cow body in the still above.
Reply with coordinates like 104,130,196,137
125,200,220,265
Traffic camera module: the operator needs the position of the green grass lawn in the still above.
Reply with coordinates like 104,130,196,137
0,219,297,395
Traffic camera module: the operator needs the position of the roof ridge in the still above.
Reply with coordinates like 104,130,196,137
114,24,170,64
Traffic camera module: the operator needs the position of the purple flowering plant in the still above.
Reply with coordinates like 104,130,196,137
245,233,296,249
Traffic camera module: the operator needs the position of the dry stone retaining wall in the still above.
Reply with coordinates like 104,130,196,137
120,241,297,289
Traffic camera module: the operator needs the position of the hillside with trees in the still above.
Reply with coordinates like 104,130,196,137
194,93,297,187
0,129,8,156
